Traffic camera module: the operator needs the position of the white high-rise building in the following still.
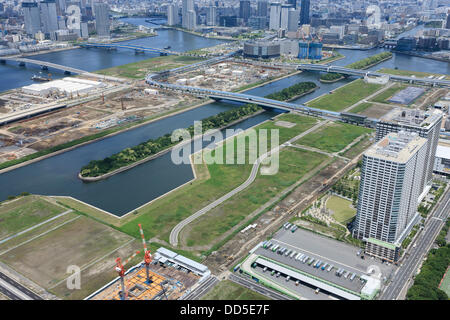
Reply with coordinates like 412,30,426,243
287,8,299,32
94,2,110,37
353,131,428,262
375,108,443,193
182,0,194,29
22,2,42,35
280,4,293,30
167,3,179,26
186,9,196,30
269,2,281,30
40,0,59,35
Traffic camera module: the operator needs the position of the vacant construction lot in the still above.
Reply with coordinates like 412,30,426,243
0,196,66,240
0,211,139,299
201,280,270,300
295,122,372,153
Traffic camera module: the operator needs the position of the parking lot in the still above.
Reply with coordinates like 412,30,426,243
252,226,395,296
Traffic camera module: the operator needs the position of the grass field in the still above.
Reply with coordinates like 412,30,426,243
201,280,270,300
295,122,372,153
96,55,206,79
118,113,318,243
326,195,356,223
306,79,383,112
0,214,139,298
184,147,328,247
340,134,373,159
368,83,409,104
349,102,374,114
378,68,450,80
0,196,66,240
439,268,450,297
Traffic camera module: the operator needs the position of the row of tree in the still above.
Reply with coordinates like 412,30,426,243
265,81,317,101
406,244,450,300
80,104,261,177
320,51,393,81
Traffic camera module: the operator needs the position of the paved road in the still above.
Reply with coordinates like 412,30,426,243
380,189,450,300
0,271,42,300
228,274,292,300
0,284,21,300
169,121,327,246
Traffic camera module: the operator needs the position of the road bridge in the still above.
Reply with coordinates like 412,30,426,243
0,56,86,74
296,64,450,87
79,43,180,56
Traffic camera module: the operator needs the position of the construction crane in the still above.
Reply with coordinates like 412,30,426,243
138,223,153,284
115,250,140,300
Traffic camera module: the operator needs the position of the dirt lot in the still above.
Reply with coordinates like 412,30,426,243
0,215,136,295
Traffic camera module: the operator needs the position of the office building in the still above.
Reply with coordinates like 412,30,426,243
353,131,428,262
300,0,310,25
240,0,251,23
22,2,42,35
269,2,281,30
40,0,58,35
298,41,322,60
207,5,217,26
244,40,280,58
94,2,110,37
257,0,268,17
182,0,194,29
376,108,443,192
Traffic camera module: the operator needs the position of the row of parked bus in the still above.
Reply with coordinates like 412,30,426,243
261,241,359,283
282,222,298,233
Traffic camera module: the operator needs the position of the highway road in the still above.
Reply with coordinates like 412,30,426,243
380,189,450,300
228,273,292,300
181,276,219,300
169,120,327,246
0,271,42,300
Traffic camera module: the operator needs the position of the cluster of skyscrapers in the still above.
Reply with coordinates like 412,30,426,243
21,0,110,40
353,108,443,262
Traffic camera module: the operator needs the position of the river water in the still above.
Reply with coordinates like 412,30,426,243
1,21,448,215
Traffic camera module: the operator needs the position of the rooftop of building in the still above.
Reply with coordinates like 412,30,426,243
379,107,442,129
365,130,427,163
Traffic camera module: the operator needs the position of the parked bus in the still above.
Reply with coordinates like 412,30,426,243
327,265,333,272
290,251,296,258
350,273,356,281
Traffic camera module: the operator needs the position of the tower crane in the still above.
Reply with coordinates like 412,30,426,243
138,223,153,284
115,250,140,300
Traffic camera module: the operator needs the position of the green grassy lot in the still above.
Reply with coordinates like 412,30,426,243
0,196,66,240
185,147,328,247
201,280,270,300
306,79,383,112
295,122,372,153
118,113,318,243
369,83,409,104
378,68,450,80
340,134,373,159
96,55,206,79
326,195,356,224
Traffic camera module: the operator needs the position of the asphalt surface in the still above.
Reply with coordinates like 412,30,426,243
0,271,42,300
169,120,327,246
181,276,219,300
228,273,293,300
380,189,450,300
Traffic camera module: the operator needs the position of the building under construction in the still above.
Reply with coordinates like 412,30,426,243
86,247,210,300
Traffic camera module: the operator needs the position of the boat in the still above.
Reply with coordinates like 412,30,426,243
164,45,171,50
31,73,51,82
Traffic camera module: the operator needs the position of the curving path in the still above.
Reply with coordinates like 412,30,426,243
169,119,327,247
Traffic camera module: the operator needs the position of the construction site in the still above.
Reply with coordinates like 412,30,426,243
0,76,202,164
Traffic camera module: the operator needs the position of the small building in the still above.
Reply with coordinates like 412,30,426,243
144,88,159,95
434,144,450,176
154,247,211,279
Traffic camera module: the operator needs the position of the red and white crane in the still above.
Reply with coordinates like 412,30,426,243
115,250,140,300
138,223,153,284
